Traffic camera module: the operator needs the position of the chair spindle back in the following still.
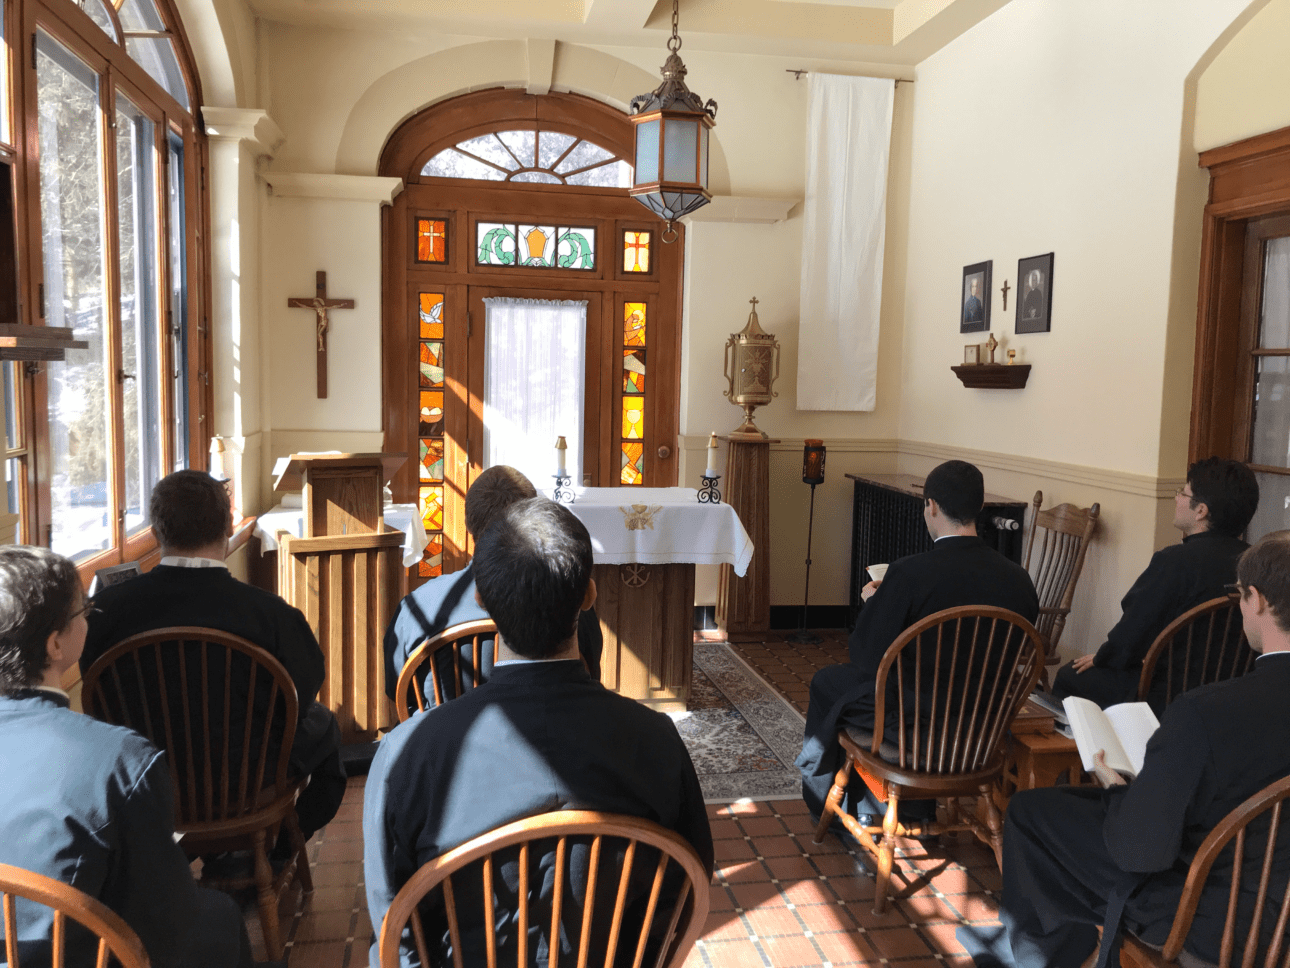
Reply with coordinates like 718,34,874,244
1022,490,1099,657
871,606,1045,775
1137,595,1256,713
0,862,149,968
379,811,709,968
395,619,499,721
82,627,299,826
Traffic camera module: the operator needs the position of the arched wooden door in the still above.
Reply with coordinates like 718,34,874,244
380,90,684,584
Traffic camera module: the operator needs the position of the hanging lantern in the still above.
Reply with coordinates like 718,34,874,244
628,0,717,241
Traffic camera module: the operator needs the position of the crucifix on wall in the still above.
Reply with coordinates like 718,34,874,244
288,271,355,398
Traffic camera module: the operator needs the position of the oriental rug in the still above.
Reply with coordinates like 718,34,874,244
672,641,806,803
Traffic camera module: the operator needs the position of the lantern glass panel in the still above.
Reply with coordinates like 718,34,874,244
635,119,660,185
699,125,709,190
663,118,699,183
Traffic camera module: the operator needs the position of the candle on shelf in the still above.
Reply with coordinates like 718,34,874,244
705,432,719,478
555,436,568,476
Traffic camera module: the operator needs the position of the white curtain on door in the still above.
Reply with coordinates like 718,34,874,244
482,297,587,490
797,72,894,411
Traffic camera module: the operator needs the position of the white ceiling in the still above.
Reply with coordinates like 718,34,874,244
244,0,1014,66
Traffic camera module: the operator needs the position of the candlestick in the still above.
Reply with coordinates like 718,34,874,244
555,436,568,475
705,432,719,478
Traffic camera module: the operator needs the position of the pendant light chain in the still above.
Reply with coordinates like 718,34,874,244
668,0,682,53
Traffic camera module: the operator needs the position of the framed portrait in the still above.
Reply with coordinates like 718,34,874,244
960,261,991,334
964,344,980,365
1016,252,1054,334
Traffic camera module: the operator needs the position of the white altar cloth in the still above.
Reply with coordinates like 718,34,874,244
547,487,754,576
253,503,429,568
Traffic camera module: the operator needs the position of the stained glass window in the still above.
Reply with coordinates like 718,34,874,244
476,223,596,271
422,129,632,187
418,292,447,577
416,218,448,263
620,302,647,485
624,303,646,346
621,443,644,486
623,231,651,273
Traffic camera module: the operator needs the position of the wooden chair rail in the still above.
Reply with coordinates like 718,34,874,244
395,619,499,721
1121,773,1290,967
0,862,150,968
378,810,710,968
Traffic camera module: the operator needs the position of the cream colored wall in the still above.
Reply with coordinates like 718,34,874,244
889,0,1257,658
202,1,1267,651
1195,0,1290,152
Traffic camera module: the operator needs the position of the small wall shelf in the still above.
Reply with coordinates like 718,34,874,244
0,325,88,361
951,363,1031,389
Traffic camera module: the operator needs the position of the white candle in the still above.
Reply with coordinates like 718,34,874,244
555,436,568,475
705,432,719,478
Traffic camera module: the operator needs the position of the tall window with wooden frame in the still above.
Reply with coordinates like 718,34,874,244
381,90,684,585
0,0,209,570
1192,128,1290,539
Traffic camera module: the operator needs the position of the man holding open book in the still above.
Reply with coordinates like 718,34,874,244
964,532,1290,968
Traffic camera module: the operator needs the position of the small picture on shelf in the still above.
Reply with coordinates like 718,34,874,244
964,344,980,365
1016,252,1054,334
961,261,991,334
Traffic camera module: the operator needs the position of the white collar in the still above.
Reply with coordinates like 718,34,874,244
34,685,69,700
159,556,228,570
494,656,580,667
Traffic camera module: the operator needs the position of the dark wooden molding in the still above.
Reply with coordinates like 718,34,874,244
1189,124,1290,463
951,364,1031,389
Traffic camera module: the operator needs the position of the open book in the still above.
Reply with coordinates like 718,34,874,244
1061,697,1160,779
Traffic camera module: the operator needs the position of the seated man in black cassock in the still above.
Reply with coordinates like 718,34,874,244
382,464,602,707
0,546,256,968
80,469,345,840
1053,457,1258,708
796,459,1039,824
364,497,712,968
968,531,1290,968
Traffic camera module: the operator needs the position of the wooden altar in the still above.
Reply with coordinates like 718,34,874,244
274,452,406,743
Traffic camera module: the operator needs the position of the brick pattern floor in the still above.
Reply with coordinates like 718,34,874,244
252,630,1005,966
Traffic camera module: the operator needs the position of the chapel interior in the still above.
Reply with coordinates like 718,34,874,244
4,0,1290,963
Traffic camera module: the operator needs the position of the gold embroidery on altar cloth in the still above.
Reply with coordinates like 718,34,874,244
619,504,663,531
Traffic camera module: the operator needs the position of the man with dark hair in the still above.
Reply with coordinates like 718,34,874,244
796,459,1039,823
972,531,1290,968
1053,457,1259,708
0,546,256,968
80,469,345,839
382,464,601,704
365,497,712,968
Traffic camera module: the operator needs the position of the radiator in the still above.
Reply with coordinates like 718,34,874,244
847,473,1027,627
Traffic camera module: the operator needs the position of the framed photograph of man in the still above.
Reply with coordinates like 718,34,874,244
1016,252,1054,333
960,261,991,334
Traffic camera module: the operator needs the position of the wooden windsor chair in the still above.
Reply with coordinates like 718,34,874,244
81,627,312,960
395,619,499,722
1022,490,1099,686
1120,773,1290,968
0,863,150,968
812,606,1046,914
378,810,710,968
1137,594,1256,715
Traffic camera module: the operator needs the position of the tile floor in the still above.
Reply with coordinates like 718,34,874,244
256,630,1005,966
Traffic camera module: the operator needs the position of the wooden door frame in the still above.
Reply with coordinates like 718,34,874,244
1191,126,1290,462
379,90,685,582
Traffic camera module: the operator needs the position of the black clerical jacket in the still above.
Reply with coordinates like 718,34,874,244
363,660,713,968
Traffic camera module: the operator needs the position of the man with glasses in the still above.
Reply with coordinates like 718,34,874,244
0,546,258,968
970,531,1290,968
1053,457,1259,708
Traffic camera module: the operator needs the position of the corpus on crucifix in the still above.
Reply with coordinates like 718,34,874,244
288,271,355,398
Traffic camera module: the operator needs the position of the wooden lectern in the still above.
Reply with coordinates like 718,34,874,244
274,453,406,743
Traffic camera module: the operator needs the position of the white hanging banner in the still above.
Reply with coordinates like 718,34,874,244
482,297,587,488
797,73,894,411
